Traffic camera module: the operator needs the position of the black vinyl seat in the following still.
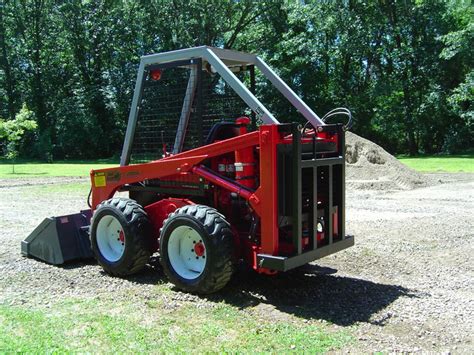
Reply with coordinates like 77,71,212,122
205,122,240,145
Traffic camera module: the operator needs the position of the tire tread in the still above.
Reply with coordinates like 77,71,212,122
91,197,152,277
161,205,233,294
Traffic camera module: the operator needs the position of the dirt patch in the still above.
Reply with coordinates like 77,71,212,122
346,132,430,190
0,176,88,189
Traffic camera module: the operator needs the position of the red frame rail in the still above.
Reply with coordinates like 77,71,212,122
90,124,353,273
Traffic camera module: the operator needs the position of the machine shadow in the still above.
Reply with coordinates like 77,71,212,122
58,259,96,269
208,264,415,326
59,258,414,326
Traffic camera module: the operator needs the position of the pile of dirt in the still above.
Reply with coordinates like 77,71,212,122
345,132,429,190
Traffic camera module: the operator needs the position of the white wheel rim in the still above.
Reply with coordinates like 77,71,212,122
96,215,125,262
168,225,207,280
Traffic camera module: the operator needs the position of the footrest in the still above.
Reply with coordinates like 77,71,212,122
257,235,354,271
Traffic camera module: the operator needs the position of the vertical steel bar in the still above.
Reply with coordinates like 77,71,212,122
249,65,256,131
339,127,346,239
328,165,334,245
120,61,146,166
173,65,198,154
312,166,318,250
292,125,302,255
196,59,203,147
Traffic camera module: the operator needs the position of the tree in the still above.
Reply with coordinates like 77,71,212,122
0,0,471,159
0,2,17,120
0,104,37,173
439,0,474,152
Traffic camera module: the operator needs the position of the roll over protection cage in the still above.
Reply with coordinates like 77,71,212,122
120,46,326,166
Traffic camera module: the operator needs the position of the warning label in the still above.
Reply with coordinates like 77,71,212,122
94,172,106,187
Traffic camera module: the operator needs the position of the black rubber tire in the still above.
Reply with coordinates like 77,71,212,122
90,197,152,276
159,205,234,294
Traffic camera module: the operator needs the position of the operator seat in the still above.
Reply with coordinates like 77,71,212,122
205,122,240,145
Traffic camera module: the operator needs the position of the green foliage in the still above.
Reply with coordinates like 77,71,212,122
444,70,474,153
0,0,472,158
240,0,473,155
0,104,38,171
0,104,37,142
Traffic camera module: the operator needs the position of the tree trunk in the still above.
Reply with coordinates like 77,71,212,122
32,1,50,158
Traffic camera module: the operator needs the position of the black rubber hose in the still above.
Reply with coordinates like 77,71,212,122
87,188,92,208
301,107,353,137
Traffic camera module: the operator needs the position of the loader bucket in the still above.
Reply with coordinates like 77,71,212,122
21,210,94,265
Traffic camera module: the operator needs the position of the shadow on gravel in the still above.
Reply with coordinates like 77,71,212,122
58,257,168,286
59,259,414,326
58,260,96,269
207,264,415,326
126,258,168,285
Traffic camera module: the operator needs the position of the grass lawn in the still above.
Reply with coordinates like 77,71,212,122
21,181,91,194
1,155,472,178
0,296,350,352
0,160,117,178
398,155,474,173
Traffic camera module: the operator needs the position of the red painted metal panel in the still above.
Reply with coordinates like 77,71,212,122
162,130,259,161
192,165,253,200
144,198,194,251
252,125,280,255
90,155,206,209
90,131,259,210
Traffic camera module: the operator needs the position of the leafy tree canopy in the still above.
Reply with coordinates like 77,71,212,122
0,0,472,158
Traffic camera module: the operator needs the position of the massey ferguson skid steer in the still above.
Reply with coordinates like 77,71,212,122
22,47,354,294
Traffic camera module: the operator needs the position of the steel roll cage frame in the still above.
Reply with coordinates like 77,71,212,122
120,46,326,166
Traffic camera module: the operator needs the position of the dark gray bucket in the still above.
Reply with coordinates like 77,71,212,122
21,210,94,265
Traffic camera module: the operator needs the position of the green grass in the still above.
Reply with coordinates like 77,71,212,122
398,155,474,173
0,298,350,352
21,182,91,194
2,154,472,178
0,160,117,178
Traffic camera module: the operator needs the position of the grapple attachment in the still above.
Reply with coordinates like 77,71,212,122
21,210,93,265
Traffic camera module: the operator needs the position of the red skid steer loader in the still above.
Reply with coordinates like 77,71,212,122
22,47,354,294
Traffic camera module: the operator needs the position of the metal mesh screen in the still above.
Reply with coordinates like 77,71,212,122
130,66,189,163
185,70,252,151
130,63,252,164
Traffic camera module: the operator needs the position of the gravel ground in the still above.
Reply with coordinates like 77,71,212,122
0,173,473,353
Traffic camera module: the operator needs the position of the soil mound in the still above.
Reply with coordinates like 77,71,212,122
345,132,429,190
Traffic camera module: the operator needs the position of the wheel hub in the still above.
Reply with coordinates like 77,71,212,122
118,230,125,243
168,226,207,280
96,215,126,262
194,242,205,257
